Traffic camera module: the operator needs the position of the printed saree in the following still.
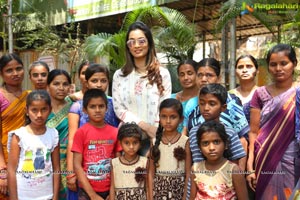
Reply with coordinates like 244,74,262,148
46,96,73,200
251,86,300,200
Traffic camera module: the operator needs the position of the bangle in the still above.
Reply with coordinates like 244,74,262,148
248,170,255,175
66,173,76,180
0,174,7,180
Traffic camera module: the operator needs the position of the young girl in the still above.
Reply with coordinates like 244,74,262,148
7,90,60,200
149,98,191,200
110,122,148,200
190,120,248,199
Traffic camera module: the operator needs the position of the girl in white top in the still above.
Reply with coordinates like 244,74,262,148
7,90,60,200
112,21,171,156
110,122,148,200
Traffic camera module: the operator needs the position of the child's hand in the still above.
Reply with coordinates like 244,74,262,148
246,172,256,191
66,175,77,191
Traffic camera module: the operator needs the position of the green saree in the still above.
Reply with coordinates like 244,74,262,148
46,96,73,200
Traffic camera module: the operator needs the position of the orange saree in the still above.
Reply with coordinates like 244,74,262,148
1,90,29,162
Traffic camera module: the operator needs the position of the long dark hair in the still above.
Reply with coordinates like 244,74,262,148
122,21,164,95
151,98,183,167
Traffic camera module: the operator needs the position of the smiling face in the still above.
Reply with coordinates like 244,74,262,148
86,72,109,92
235,57,257,82
127,29,149,60
199,131,226,163
1,59,24,86
268,51,295,83
29,65,49,90
47,74,70,101
199,94,226,121
178,63,197,89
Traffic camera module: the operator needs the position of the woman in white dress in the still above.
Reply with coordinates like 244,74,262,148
112,21,171,155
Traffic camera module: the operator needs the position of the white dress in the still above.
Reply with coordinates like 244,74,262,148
112,67,171,126
8,126,59,200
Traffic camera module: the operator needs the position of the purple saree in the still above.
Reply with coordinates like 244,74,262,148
251,86,300,200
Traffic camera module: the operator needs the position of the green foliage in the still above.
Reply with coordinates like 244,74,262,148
84,32,126,71
281,10,300,47
16,16,87,82
154,7,195,61
215,0,282,37
84,5,196,73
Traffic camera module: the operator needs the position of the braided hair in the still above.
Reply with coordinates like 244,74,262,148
150,98,183,167
150,124,164,167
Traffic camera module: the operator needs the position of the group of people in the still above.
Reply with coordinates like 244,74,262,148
0,21,299,200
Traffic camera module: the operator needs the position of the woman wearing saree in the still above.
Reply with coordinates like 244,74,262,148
0,53,29,198
247,44,300,199
46,69,72,199
171,59,198,135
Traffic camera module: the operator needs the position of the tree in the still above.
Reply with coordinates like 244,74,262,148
215,0,299,42
83,5,197,74
1,0,86,82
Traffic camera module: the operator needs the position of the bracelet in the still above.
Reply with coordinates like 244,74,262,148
0,174,7,180
247,170,255,175
66,173,76,180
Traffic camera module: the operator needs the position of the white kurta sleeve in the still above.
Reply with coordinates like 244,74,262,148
159,67,172,102
112,69,142,124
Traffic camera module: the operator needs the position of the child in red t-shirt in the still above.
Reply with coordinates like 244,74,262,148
72,89,122,200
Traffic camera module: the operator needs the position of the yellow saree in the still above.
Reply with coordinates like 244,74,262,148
1,90,29,162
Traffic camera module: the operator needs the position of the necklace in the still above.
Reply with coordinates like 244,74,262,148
123,155,139,164
164,134,178,147
5,85,22,98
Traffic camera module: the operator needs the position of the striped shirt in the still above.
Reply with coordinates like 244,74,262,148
188,93,249,138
